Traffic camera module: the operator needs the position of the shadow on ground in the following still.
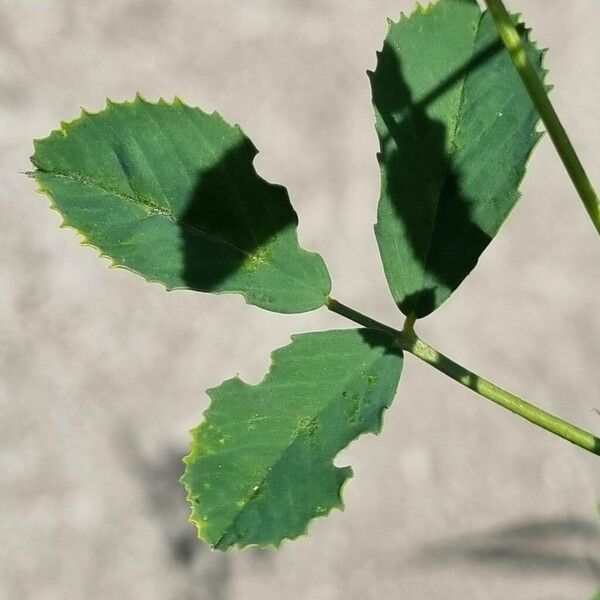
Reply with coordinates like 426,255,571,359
417,517,600,581
116,429,275,600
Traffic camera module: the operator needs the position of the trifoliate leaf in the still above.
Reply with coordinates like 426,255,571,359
371,0,545,318
182,328,403,550
31,96,331,313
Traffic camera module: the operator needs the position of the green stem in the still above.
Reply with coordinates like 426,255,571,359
483,0,600,235
326,297,600,456
407,335,599,455
326,297,399,337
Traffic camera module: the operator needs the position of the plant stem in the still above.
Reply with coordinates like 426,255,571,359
407,335,600,455
326,297,600,456
326,298,399,337
483,0,600,235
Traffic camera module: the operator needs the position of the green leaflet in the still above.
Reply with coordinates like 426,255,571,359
182,328,403,550
31,97,331,313
371,0,545,318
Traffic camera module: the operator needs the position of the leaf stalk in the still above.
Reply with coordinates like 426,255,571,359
326,297,600,457
483,0,600,234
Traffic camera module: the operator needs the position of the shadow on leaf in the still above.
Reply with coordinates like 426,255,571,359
178,137,297,294
371,37,497,317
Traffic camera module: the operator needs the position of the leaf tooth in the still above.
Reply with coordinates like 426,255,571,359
210,108,229,125
372,49,384,73
415,2,436,17
59,120,71,136
175,98,214,121
172,95,190,109
386,9,411,28
32,174,182,293
133,91,151,105
231,120,254,143
205,374,244,399
538,48,550,80
33,107,92,155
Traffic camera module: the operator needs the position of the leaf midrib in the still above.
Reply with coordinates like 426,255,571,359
34,167,253,258
407,13,483,315
34,167,323,296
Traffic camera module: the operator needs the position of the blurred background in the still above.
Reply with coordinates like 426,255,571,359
1,0,599,598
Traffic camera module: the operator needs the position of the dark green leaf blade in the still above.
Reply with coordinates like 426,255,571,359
371,0,545,318
31,97,331,313
181,328,403,550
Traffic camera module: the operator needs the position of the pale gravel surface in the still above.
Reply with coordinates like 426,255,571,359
1,1,599,599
